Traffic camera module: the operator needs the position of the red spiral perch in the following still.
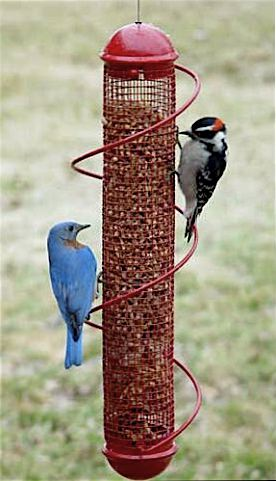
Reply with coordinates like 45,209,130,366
72,23,202,480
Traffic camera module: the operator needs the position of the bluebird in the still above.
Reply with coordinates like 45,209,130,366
47,221,97,369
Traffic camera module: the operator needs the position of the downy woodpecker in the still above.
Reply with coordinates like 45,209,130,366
177,117,228,241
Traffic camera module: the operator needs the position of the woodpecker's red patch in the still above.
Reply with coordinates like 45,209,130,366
213,118,225,131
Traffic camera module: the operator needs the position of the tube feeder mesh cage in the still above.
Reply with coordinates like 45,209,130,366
71,22,202,481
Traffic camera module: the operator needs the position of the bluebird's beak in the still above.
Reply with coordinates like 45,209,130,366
77,223,91,233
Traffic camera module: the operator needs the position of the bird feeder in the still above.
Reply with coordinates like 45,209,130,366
72,22,201,481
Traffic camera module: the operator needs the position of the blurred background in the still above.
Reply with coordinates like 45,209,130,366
1,1,275,480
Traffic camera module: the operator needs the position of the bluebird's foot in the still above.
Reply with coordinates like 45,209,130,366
95,271,103,299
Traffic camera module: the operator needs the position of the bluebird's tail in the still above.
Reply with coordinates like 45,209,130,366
65,326,83,369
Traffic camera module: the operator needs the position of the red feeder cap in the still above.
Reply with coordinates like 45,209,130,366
100,22,178,65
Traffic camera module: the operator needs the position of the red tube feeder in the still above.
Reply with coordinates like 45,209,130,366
99,23,199,480
71,21,202,481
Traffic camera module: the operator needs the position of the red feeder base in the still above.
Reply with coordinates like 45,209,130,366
103,443,178,480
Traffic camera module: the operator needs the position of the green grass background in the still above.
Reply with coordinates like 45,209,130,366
1,1,275,480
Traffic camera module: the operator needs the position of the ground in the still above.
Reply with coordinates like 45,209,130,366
1,1,275,480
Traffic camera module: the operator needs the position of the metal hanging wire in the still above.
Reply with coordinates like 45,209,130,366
136,0,141,23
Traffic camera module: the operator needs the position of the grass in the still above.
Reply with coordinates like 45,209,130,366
1,1,275,480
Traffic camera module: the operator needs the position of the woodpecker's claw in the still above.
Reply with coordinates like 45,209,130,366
175,125,183,151
167,169,180,182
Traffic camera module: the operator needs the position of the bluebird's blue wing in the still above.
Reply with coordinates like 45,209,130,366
49,265,70,322
66,246,97,326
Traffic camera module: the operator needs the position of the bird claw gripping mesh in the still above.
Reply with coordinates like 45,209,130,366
71,23,202,481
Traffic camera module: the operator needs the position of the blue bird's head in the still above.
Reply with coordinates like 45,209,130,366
48,221,91,243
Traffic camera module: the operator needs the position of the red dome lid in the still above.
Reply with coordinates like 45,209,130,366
100,23,178,65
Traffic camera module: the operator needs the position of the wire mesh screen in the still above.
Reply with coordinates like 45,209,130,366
102,64,176,450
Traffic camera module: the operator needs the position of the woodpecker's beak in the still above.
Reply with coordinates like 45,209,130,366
179,130,190,135
179,130,197,140
77,223,91,233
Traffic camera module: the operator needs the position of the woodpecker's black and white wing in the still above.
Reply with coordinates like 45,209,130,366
185,152,227,241
196,152,227,216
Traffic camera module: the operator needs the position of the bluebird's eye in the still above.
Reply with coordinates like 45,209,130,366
68,225,74,232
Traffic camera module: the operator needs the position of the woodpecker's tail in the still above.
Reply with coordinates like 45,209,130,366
185,209,198,242
65,326,83,369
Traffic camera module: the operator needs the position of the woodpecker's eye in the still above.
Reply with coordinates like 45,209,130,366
68,225,74,232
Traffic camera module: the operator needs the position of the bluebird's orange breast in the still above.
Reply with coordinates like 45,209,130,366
64,239,85,250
